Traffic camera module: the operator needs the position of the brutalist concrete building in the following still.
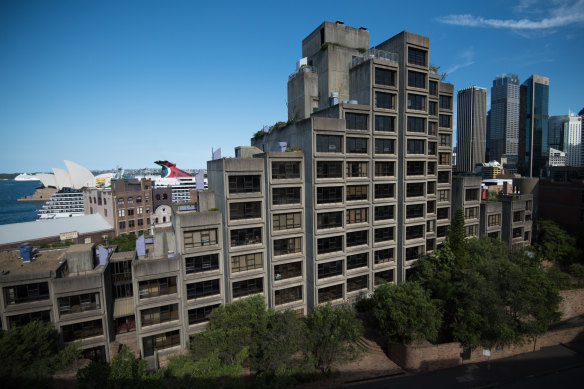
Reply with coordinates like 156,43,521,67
252,22,454,310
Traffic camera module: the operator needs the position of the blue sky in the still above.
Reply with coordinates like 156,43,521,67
1,0,583,173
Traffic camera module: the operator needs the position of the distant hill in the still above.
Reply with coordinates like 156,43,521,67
0,173,19,179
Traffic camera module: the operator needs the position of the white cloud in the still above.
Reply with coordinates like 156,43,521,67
437,0,584,30
445,49,475,75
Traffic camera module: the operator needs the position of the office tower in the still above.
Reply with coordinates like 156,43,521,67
456,86,487,173
255,22,454,310
488,74,520,162
518,75,550,177
549,113,582,167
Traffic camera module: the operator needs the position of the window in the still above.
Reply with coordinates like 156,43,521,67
346,208,368,224
317,135,343,153
439,95,452,109
438,171,450,184
406,224,424,240
406,204,424,219
58,293,101,316
427,181,436,195
375,270,394,285
408,47,426,66
138,219,143,226
429,101,437,116
427,162,436,175
465,224,478,237
408,94,425,110
488,214,501,226
439,153,451,166
427,200,436,214
347,275,368,292
407,139,425,154
405,245,424,261
317,236,343,254
127,197,133,204
136,196,142,203
374,183,394,199
7,311,51,329
273,212,301,230
142,330,180,357
347,230,368,247
118,209,125,217
137,207,143,215
229,175,261,194
346,137,368,154
346,185,368,201
513,211,524,222
429,81,438,96
274,261,302,280
428,121,437,136
272,187,301,205
317,186,343,204
375,227,394,242
375,161,395,177
163,193,168,200
272,161,301,179
488,231,500,239
119,221,126,229
347,253,368,270
185,254,219,274
437,225,449,237
139,277,178,299
435,209,449,223
465,189,479,201
318,260,343,279
62,319,103,342
232,278,263,298
317,161,343,178
428,142,437,155
318,284,343,303
184,229,218,248
375,205,394,221
346,161,368,178
231,227,262,246
188,305,219,325
231,253,262,273
375,138,394,154
128,220,135,228
375,115,395,132
408,70,426,88
375,92,395,109
230,201,261,220
345,113,368,130
374,248,394,264
127,208,134,216
117,198,124,205
375,67,396,86
439,114,451,128
406,183,425,197
141,304,179,327
317,211,343,229
273,237,302,256
407,117,425,132
275,286,302,305
144,195,148,203
187,279,220,299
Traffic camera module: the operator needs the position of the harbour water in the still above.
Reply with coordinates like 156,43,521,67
0,180,41,225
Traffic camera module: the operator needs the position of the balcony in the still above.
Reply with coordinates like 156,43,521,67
351,48,398,68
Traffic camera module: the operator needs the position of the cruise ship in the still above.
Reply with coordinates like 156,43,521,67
148,161,207,203
37,189,85,220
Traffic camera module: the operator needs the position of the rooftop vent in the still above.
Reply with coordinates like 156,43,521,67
18,244,33,262
359,26,367,30
336,20,344,24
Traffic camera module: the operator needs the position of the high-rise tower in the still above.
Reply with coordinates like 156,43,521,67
518,75,550,177
456,86,487,173
488,74,520,163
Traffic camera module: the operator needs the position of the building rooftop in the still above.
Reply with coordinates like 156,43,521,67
0,214,113,246
0,248,67,277
110,251,136,262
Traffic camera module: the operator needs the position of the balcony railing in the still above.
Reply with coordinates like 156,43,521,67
288,65,318,81
351,48,398,68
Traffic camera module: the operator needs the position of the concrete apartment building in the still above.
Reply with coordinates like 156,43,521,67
252,22,454,309
456,86,487,173
452,176,481,238
111,178,153,236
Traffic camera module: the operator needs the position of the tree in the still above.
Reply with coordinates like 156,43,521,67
108,234,137,252
536,219,580,265
304,303,363,373
449,208,469,268
0,321,81,386
372,282,442,345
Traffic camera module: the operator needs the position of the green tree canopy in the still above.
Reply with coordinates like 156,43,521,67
536,219,580,265
448,208,469,268
305,303,363,373
372,281,442,345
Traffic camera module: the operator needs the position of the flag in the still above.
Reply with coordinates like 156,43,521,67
212,148,221,160
195,170,205,190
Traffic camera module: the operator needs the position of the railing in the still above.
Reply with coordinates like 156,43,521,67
351,48,398,68
288,65,318,81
